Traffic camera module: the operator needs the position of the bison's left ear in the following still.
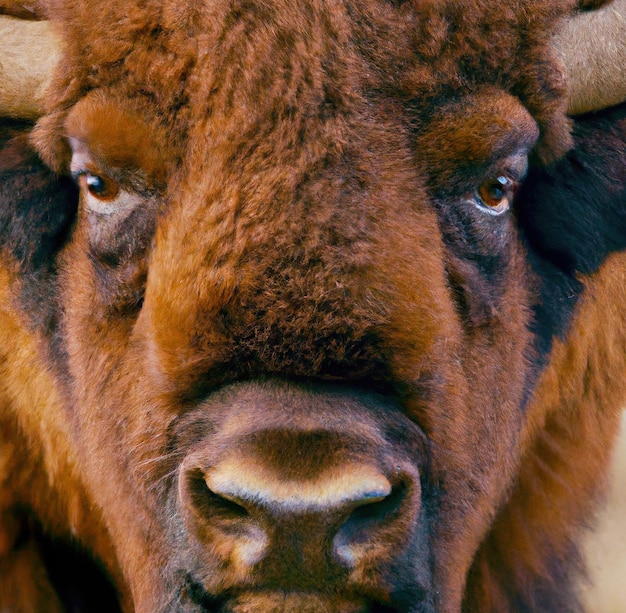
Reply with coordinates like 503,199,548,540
514,102,625,357
521,0,626,278
0,122,78,326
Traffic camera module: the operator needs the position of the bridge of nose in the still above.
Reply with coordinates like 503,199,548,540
204,426,392,511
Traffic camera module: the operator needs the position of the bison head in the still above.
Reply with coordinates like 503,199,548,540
0,0,625,612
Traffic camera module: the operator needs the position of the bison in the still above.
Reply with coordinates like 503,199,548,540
0,0,625,611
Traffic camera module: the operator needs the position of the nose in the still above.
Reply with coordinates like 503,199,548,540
179,431,413,577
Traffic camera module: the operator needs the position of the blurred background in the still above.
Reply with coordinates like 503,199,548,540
583,411,626,613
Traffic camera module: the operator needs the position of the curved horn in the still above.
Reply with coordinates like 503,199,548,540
0,15,62,119
555,0,626,115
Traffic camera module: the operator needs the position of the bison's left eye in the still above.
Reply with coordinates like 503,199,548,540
475,175,518,216
72,167,143,217
78,172,119,201
80,172,119,200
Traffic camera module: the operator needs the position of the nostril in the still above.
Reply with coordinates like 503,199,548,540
182,467,269,571
205,487,250,519
186,469,250,520
333,482,408,568
345,482,406,526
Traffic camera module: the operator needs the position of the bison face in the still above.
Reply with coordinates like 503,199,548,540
1,1,625,612
42,84,539,611
47,82,539,612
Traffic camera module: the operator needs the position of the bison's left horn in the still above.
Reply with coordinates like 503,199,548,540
0,15,62,119
554,0,626,115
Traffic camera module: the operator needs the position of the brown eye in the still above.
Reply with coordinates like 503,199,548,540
79,172,119,201
476,175,517,215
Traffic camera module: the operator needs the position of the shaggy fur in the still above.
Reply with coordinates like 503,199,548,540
0,1,624,612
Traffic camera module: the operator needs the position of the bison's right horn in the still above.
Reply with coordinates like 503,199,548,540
555,0,626,115
0,15,62,120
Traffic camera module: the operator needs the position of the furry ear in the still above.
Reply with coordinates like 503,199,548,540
0,122,78,330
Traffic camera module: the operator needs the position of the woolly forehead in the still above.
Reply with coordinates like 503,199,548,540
33,0,573,173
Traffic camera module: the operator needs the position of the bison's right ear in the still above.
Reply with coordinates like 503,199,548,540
0,122,78,327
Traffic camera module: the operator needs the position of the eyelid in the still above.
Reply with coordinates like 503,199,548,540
70,167,91,184
70,164,104,184
498,153,529,183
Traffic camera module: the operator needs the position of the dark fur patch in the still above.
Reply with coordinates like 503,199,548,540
39,533,123,613
0,120,78,332
517,102,626,358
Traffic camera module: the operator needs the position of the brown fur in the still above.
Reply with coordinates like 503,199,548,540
0,1,47,19
0,1,624,612
466,251,626,611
